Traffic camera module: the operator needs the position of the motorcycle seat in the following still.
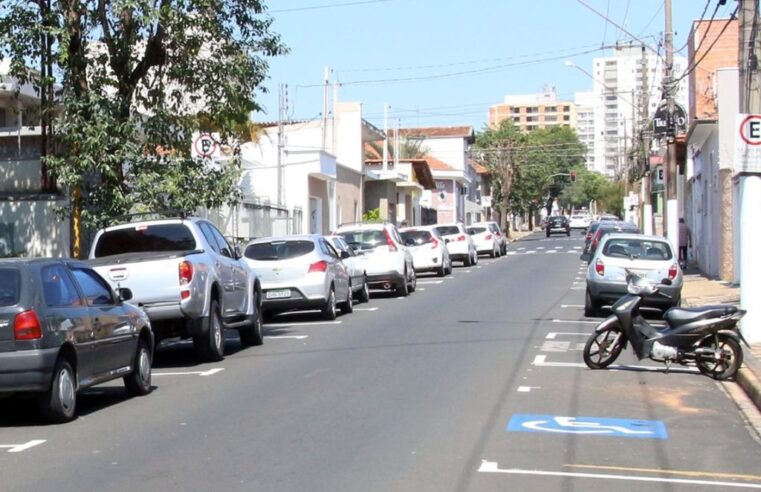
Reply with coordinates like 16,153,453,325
663,305,738,327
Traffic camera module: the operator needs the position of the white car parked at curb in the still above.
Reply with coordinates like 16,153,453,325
467,224,501,258
433,223,478,266
399,226,452,277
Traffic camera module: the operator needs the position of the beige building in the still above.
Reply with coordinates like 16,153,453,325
488,87,576,132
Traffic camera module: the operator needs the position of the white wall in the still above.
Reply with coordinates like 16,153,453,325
424,138,466,171
0,198,70,257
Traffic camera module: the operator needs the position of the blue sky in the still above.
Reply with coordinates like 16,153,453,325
255,0,736,131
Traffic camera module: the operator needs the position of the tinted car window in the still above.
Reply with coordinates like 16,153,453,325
245,240,315,261
198,223,220,254
603,239,673,260
94,224,197,257
467,227,487,234
71,268,114,306
400,230,433,245
339,230,386,250
0,268,20,307
42,265,82,308
434,226,460,236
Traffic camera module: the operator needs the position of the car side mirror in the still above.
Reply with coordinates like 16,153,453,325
340,250,351,259
117,287,133,302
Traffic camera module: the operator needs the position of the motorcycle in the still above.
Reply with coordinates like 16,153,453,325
583,271,749,380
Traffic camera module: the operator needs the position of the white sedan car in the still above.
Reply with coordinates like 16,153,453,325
569,214,592,231
467,224,501,258
433,223,478,266
399,226,452,277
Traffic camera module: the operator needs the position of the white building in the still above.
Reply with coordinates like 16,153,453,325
591,45,688,176
574,91,596,171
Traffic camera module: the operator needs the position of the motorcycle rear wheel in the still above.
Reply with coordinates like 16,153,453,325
583,326,624,369
696,335,743,381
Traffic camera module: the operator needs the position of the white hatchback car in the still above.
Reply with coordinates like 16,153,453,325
433,223,478,266
335,223,416,296
467,224,501,258
569,214,592,231
325,235,371,303
399,226,452,277
472,221,507,255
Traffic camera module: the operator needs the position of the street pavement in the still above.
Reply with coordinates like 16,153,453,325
1,231,760,491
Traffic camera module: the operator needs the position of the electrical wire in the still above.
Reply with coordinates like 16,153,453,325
574,0,661,55
673,0,712,55
672,6,738,84
267,0,390,14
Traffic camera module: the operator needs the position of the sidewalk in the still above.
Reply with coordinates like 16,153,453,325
509,228,537,242
681,270,761,413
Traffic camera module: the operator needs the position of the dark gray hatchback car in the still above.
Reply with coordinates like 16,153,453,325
0,259,154,422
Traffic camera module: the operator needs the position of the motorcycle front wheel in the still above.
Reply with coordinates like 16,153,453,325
583,326,624,369
696,335,743,380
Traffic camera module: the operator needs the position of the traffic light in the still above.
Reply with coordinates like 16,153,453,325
570,171,576,182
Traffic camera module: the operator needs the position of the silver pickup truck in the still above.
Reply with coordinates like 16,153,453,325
88,217,262,362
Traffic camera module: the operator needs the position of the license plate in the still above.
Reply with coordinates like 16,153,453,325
266,289,291,299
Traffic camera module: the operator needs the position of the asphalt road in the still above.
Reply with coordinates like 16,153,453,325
1,231,760,491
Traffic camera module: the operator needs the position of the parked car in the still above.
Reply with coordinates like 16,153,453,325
335,222,416,296
569,214,592,231
433,223,478,266
89,216,262,362
585,233,682,317
587,221,640,259
473,221,508,255
583,221,601,254
326,235,371,303
244,235,353,320
399,226,452,277
0,259,154,423
545,215,571,237
467,225,501,258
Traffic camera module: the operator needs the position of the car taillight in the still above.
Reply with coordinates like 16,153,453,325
595,259,605,276
456,235,466,242
309,260,328,273
485,234,492,240
668,263,678,280
431,237,439,250
384,230,398,252
179,260,193,285
586,233,592,240
592,230,602,249
14,310,42,340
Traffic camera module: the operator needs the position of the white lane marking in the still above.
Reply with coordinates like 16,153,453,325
560,304,585,308
507,252,518,255
518,247,526,250
153,368,225,377
477,461,761,489
547,250,558,254
477,266,483,269
568,250,579,253
396,296,406,299
526,251,537,254
531,355,699,373
573,246,582,249
354,307,379,311
417,280,443,285
266,335,309,340
552,319,598,324
537,247,545,250
571,287,585,290
555,246,563,249
1,440,46,453
464,270,472,273
264,321,342,327
517,386,539,393
575,277,584,280
417,288,426,291
546,332,588,339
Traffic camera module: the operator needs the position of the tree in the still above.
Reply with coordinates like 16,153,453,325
364,137,429,161
0,0,286,251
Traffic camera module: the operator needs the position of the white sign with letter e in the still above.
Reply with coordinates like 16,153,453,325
735,114,761,173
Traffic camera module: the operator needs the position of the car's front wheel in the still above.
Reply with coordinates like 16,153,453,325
124,338,153,397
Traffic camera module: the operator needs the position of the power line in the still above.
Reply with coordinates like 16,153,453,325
672,6,738,84
673,0,712,54
574,0,661,55
268,0,390,14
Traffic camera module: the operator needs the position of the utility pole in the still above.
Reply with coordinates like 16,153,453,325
640,44,653,235
382,103,389,171
321,66,329,152
738,0,761,343
663,0,678,250
277,83,285,207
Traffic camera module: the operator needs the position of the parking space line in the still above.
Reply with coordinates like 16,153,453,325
1,440,46,453
354,307,379,311
517,386,539,393
546,332,588,339
531,355,699,373
552,319,598,324
566,464,761,483
266,335,309,340
560,304,585,308
154,368,225,377
263,321,342,327
547,250,558,254
417,280,443,285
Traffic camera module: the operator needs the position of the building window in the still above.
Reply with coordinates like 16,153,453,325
512,107,520,114
544,115,557,122
544,106,556,113
563,115,570,121
563,105,570,112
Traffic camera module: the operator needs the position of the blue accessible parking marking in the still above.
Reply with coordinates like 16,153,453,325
507,414,668,439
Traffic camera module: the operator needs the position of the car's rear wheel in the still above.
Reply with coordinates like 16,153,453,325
437,262,446,277
124,338,153,397
584,289,600,318
408,269,416,293
322,287,337,320
396,271,410,297
358,276,370,303
239,290,264,347
341,284,354,315
194,299,225,362
39,358,77,423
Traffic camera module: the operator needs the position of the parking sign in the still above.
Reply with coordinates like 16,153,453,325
735,114,761,172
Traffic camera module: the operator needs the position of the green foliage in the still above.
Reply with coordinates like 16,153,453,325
0,0,286,228
474,121,586,215
362,208,381,223
365,138,429,160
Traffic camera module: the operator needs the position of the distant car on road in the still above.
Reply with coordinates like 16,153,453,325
335,223,416,296
585,233,683,316
587,221,639,258
545,216,571,237
400,226,452,276
0,259,154,423
569,214,591,231
433,223,478,266
244,235,353,320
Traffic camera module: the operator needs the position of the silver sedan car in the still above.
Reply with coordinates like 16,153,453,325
585,233,683,317
243,235,352,320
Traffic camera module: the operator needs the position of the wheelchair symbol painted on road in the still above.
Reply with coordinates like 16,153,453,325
508,414,668,439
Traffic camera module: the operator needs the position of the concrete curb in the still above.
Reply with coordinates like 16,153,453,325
737,349,761,413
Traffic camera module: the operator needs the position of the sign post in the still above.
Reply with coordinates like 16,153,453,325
736,114,761,343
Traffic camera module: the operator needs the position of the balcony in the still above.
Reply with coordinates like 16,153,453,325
0,125,42,137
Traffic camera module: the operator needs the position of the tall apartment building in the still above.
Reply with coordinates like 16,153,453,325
591,44,688,176
574,91,596,170
488,87,576,132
